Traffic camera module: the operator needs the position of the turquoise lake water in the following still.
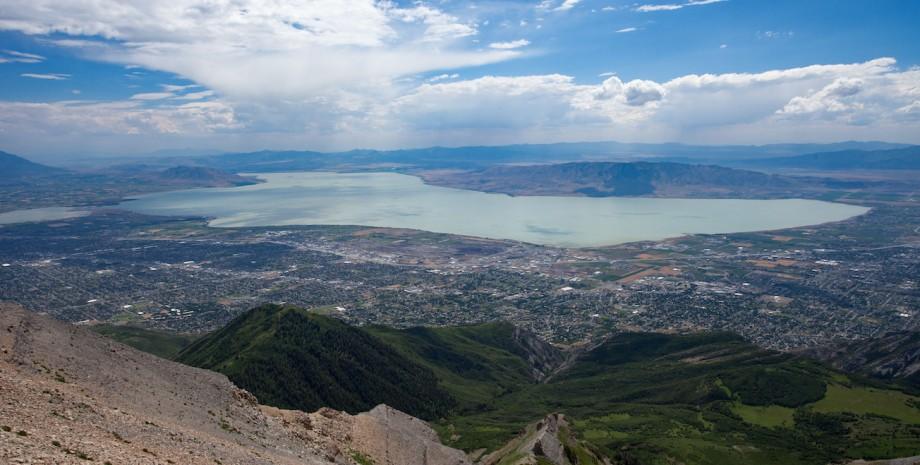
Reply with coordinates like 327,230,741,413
120,171,869,247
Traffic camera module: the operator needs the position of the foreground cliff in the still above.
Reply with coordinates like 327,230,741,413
0,303,468,465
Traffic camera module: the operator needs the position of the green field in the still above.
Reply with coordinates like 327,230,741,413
813,383,920,423
731,403,795,428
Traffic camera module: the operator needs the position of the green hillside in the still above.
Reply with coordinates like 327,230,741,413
91,324,197,359
438,332,920,465
176,304,454,419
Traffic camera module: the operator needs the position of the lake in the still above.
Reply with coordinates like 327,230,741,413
121,172,869,247
0,206,91,225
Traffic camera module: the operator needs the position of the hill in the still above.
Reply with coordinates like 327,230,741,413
419,161,826,198
737,146,920,171
149,165,259,186
0,303,470,465
177,304,455,419
0,150,66,180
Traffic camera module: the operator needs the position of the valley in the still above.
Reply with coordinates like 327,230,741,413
87,302,920,465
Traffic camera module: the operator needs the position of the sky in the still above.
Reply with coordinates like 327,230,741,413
0,0,919,159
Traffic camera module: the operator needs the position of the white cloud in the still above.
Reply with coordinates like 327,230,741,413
3,48,920,153
387,4,478,42
388,75,595,131
1,49,45,63
130,92,174,101
554,0,582,12
161,84,198,92
488,39,530,49
0,0,514,102
0,100,239,138
615,27,638,33
636,0,727,12
21,72,69,80
428,73,460,82
174,90,216,101
374,58,920,146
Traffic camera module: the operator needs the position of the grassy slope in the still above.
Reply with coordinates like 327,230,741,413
91,324,197,359
176,304,455,419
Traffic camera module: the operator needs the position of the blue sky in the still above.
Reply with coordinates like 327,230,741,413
0,0,918,158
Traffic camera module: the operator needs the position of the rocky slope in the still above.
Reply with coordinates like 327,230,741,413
0,303,469,465
804,331,920,386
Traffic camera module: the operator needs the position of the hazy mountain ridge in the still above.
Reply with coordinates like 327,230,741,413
195,141,910,172
0,150,67,181
418,161,847,198
734,146,920,170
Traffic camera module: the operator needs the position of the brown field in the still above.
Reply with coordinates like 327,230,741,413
618,266,682,283
747,259,800,268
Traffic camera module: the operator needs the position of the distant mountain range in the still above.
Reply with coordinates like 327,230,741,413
189,140,912,172
733,146,920,171
419,161,866,198
8,140,919,176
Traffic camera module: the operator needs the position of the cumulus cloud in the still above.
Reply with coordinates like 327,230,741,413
594,76,665,106
388,75,595,131
488,39,530,49
371,58,920,146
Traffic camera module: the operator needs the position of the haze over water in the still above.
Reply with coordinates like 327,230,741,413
122,172,869,247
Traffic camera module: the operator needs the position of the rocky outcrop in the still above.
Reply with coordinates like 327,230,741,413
511,326,566,382
480,414,606,465
804,332,920,386
265,404,472,465
0,303,468,465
